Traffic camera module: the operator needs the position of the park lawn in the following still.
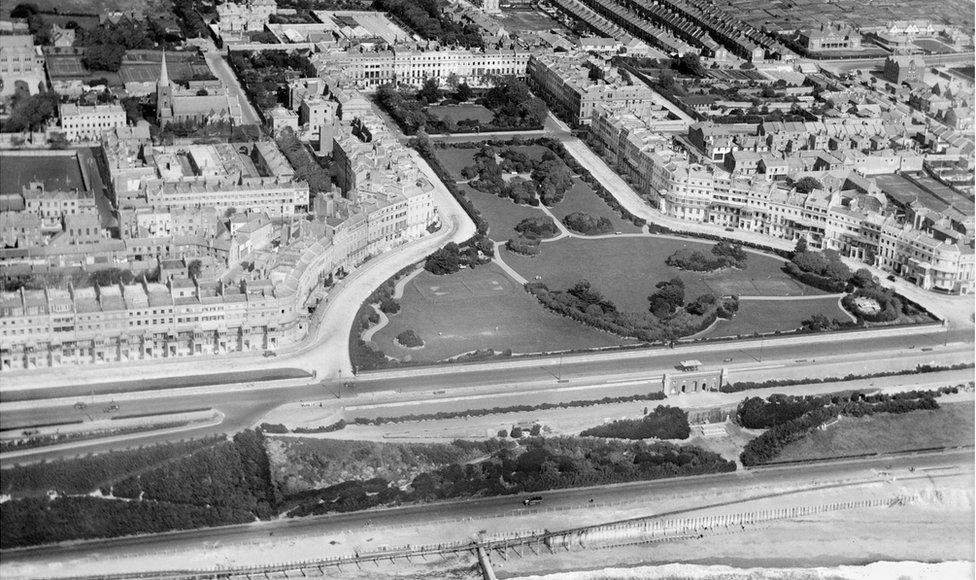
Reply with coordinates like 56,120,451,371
463,184,548,241
502,237,825,313
435,148,479,180
369,263,633,362
549,179,642,234
704,296,851,338
428,104,494,124
774,402,975,462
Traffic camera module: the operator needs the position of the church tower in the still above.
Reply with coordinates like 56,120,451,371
156,52,174,126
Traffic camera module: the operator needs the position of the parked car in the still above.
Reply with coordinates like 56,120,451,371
263,350,277,357
73,402,87,410
523,495,544,506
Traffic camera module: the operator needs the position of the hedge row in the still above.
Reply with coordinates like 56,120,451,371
720,362,975,393
352,391,666,425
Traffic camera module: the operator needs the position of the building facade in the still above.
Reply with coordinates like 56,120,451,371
59,103,127,142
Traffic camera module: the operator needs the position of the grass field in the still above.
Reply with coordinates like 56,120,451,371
774,402,975,462
499,8,570,33
369,263,632,362
0,152,88,195
502,237,824,312
548,180,642,235
428,104,494,124
705,297,850,338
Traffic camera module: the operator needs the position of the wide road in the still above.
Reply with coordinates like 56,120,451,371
204,52,261,126
2,332,971,465
3,448,970,572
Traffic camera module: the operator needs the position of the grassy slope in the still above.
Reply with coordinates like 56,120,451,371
775,402,975,462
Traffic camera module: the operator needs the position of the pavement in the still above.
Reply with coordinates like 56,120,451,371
3,448,970,577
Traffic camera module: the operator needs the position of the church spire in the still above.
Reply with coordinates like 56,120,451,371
158,50,170,87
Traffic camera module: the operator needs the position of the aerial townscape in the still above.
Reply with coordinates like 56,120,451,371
0,0,972,577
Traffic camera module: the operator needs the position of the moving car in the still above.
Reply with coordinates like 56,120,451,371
523,495,544,506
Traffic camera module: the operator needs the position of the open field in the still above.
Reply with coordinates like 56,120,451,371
548,180,642,234
705,297,849,338
775,401,975,463
502,237,824,312
0,152,88,194
428,104,494,124
499,8,570,33
369,263,631,362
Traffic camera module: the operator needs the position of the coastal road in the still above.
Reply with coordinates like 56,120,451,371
2,334,971,465
3,448,970,576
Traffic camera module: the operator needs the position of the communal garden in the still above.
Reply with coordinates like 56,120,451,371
375,77,547,135
355,136,935,368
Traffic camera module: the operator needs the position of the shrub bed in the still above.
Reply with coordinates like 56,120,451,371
396,330,424,348
580,405,691,440
720,362,975,393
563,212,613,235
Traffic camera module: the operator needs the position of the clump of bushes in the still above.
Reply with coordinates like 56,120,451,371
396,330,424,348
784,243,851,293
666,241,747,271
514,216,560,240
563,212,613,235
506,236,541,256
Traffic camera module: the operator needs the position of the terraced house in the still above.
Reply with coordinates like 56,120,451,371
590,105,975,294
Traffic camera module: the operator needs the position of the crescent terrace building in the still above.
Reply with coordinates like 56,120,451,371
0,113,437,372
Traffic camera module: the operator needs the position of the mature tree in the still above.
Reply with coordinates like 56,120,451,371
48,132,68,149
82,44,126,72
454,82,473,102
425,243,462,275
676,53,705,76
851,267,876,288
9,3,39,18
418,78,442,104
794,176,822,193
187,259,203,279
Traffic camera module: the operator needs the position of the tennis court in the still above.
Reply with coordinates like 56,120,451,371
412,269,516,303
46,56,88,78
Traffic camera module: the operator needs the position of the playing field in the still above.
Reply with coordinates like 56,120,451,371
369,264,631,362
0,152,88,195
428,104,494,124
502,237,824,312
